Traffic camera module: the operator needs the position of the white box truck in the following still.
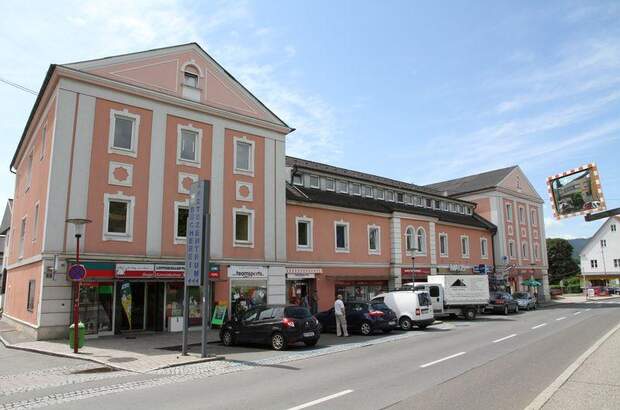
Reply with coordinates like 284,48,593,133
413,274,490,320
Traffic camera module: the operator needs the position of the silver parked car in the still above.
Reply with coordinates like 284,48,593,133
513,292,536,311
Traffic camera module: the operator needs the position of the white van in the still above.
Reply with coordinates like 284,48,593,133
371,290,435,330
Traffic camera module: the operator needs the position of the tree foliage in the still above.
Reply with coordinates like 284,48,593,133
546,238,580,284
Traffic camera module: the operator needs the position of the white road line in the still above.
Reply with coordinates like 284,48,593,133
556,316,567,321
420,352,466,368
492,333,517,343
573,311,582,316
287,390,354,410
532,323,547,330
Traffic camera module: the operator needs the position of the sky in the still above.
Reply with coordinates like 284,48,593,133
1,0,619,240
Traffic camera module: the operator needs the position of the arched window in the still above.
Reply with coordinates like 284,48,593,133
183,65,200,88
416,228,426,254
405,227,414,251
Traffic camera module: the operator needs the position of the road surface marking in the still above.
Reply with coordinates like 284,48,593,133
556,316,567,321
492,334,517,343
531,323,547,329
287,390,354,410
420,352,466,368
586,308,591,311
573,311,581,316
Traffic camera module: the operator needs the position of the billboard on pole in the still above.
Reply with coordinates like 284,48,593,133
547,163,606,220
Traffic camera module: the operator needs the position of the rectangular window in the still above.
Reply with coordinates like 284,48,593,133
33,203,39,242
461,236,470,257
40,124,46,161
364,185,373,197
509,241,515,259
113,115,135,150
179,129,198,162
614,259,620,268
425,198,432,207
441,201,448,211
601,239,607,247
435,200,442,210
25,151,33,190
534,243,540,259
19,217,26,258
522,242,528,258
337,180,348,193
397,193,404,203
481,238,488,258
309,175,320,189
325,178,335,191
590,260,598,268
176,205,188,240
292,174,303,186
351,183,361,195
376,189,384,200
531,209,537,226
107,200,129,234
335,222,349,252
506,203,513,221
27,280,36,312
439,234,448,257
103,193,135,241
296,218,312,250
368,226,380,254
416,196,423,206
184,72,199,88
611,224,617,232
234,211,253,244
466,207,472,215
404,194,411,204
386,191,394,201
449,203,455,212
234,140,253,173
519,207,525,224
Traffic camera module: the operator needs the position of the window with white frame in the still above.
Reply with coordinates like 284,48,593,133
590,259,598,268
425,198,431,207
534,243,540,259
183,67,199,88
435,200,441,210
364,185,373,197
397,192,404,203
441,201,448,211
506,203,513,221
32,203,39,242
337,180,348,193
376,189,384,200
416,196,423,206
174,202,189,243
296,217,313,251
531,209,537,226
19,217,26,258
351,183,361,196
109,110,139,156
233,207,254,246
40,124,46,161
104,193,134,241
519,206,525,224
416,228,426,254
177,126,201,165
368,225,381,254
292,174,303,186
325,178,335,191
461,235,470,257
405,226,415,251
309,175,320,189
457,204,463,213
466,207,472,215
335,221,349,252
404,194,411,204
439,233,448,257
449,203,455,212
522,242,528,258
25,150,33,191
508,240,515,259
386,191,394,201
234,138,254,175
480,237,488,258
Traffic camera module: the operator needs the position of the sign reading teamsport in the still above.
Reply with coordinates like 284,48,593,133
228,266,268,279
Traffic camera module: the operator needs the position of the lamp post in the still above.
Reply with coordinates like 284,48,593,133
66,218,91,353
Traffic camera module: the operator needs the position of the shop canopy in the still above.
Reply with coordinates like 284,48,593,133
521,277,542,287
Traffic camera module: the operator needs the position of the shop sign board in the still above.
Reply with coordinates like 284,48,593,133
115,263,155,278
286,267,321,279
547,163,606,220
208,263,220,279
155,264,184,279
211,304,227,326
473,264,493,274
228,265,269,279
448,264,468,272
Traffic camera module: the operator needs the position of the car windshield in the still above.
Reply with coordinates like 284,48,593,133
284,306,312,319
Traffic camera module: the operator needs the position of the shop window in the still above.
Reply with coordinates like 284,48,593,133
27,280,35,312
174,202,189,243
108,110,139,157
234,138,254,176
103,193,134,241
325,178,335,191
296,217,313,251
309,175,320,189
416,228,426,254
439,233,448,257
177,125,201,166
461,235,470,257
233,207,254,246
231,282,267,316
335,221,349,252
368,225,380,255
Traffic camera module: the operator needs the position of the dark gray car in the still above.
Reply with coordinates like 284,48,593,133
513,292,536,311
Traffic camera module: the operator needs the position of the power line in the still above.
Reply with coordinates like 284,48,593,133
0,76,38,95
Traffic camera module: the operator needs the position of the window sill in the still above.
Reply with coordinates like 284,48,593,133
103,234,133,242
368,250,381,256
335,248,350,254
233,168,255,177
439,254,449,258
174,237,187,245
177,158,201,168
108,147,137,158
296,246,313,252
233,241,254,248
461,255,470,259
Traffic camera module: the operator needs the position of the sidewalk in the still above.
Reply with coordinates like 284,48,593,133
537,322,620,409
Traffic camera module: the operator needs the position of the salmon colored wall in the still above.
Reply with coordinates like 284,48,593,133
286,205,391,263
222,128,265,260
84,98,152,255
3,262,42,325
435,224,493,266
472,198,491,221
161,115,213,257
9,97,57,265
400,219,431,265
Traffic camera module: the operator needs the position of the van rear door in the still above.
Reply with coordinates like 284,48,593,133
428,285,443,313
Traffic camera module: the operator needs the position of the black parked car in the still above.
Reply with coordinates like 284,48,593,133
315,301,398,336
220,305,320,351
487,292,519,315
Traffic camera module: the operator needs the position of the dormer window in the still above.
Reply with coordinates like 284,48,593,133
183,65,200,88
292,174,303,186
181,63,202,102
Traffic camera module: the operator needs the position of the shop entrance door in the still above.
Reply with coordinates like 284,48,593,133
146,282,164,331
115,281,146,333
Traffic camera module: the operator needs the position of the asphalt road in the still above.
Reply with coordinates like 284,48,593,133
3,301,619,410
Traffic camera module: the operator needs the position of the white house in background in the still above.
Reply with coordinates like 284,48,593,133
579,216,620,286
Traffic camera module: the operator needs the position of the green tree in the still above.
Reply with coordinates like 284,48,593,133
570,193,584,210
546,238,580,284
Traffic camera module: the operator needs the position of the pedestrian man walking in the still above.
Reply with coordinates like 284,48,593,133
334,294,348,337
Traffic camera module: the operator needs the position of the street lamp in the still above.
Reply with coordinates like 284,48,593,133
66,218,91,353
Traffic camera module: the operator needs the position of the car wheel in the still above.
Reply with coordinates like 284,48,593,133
399,317,413,331
360,321,373,336
271,332,286,351
221,330,235,346
304,339,318,347
503,306,509,315
464,308,477,320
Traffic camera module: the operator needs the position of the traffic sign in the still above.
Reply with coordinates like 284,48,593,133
68,264,87,281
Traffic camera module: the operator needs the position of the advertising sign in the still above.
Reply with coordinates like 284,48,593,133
211,304,227,326
228,265,269,279
185,181,207,287
115,264,155,278
120,282,132,330
154,264,184,279
547,163,606,220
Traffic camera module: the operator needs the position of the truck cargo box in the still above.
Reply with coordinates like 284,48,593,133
426,275,490,306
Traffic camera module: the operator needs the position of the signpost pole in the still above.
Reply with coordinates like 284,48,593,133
201,182,211,359
181,283,189,355
73,234,81,354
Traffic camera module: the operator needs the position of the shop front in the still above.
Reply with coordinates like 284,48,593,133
401,267,431,284
228,265,268,318
334,280,387,302
286,267,320,314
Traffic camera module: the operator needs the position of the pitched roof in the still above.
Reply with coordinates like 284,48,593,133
425,166,518,196
286,156,466,201
0,199,13,235
287,185,496,231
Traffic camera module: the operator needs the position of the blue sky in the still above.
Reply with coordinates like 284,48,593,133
1,0,618,240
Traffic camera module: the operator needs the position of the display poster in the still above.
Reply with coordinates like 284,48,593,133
120,282,132,330
211,304,227,326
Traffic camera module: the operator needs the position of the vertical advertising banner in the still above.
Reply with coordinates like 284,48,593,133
120,281,132,330
185,182,205,287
